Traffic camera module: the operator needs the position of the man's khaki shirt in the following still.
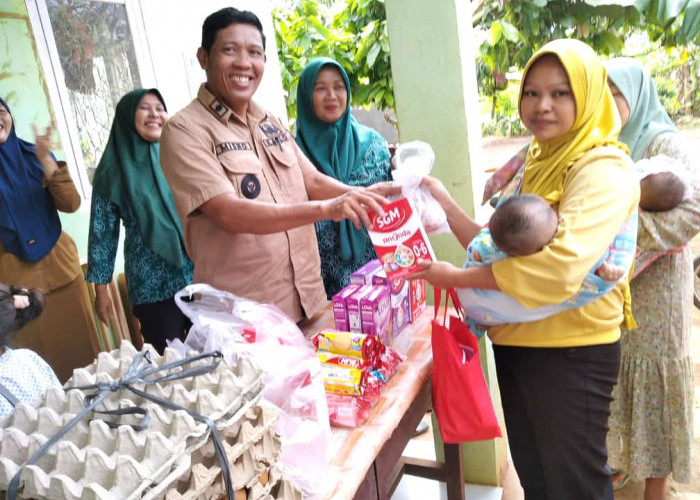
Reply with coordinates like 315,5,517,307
160,85,327,322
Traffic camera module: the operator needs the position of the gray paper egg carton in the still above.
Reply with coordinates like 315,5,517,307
0,402,206,500
0,342,266,500
66,342,264,422
160,405,301,500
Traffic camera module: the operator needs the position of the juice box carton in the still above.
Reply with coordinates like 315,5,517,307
360,285,391,345
350,259,383,285
372,272,410,341
367,197,436,281
346,285,376,333
409,278,427,323
332,284,360,332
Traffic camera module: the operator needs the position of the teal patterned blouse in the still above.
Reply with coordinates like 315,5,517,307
86,194,193,306
314,130,392,298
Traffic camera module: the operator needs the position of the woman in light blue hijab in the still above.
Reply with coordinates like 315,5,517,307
606,58,699,498
606,58,676,161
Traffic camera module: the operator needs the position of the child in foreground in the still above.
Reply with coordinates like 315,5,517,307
460,157,689,333
0,284,60,418
459,193,636,335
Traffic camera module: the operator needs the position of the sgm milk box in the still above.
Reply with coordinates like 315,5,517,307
367,198,436,280
332,284,360,332
409,278,427,323
372,272,410,341
360,285,391,344
350,259,383,285
346,285,375,333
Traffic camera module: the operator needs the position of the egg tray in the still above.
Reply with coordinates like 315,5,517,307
65,342,264,423
0,343,265,500
159,405,288,500
162,465,302,500
248,467,303,500
0,402,207,500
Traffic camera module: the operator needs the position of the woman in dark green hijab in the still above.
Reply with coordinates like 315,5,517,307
86,89,193,353
295,57,392,297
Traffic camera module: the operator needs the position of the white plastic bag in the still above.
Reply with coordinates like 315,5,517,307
172,284,330,499
391,141,450,234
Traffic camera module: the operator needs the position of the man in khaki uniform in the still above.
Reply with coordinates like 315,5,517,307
160,7,391,323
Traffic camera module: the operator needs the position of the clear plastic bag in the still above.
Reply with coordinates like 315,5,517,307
172,284,330,499
391,141,450,234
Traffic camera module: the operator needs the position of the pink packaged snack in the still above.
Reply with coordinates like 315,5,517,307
332,284,360,332
326,393,374,428
360,285,391,344
346,285,375,333
372,272,410,342
350,259,383,285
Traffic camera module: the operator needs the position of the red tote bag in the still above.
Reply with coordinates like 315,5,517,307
431,288,502,443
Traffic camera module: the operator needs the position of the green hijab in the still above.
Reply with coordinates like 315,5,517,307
91,88,187,268
295,57,375,264
606,57,676,161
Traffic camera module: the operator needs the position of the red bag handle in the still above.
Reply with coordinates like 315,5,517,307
433,287,465,324
433,288,474,364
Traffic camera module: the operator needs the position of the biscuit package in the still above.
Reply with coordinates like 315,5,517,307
368,197,437,280
312,332,404,428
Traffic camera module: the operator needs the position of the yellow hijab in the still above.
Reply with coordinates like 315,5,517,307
518,38,629,204
518,38,636,330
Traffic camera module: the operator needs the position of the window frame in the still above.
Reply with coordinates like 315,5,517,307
25,0,155,199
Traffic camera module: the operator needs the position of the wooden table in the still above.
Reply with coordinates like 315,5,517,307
300,305,465,500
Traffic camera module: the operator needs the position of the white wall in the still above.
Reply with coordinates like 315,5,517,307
137,0,289,123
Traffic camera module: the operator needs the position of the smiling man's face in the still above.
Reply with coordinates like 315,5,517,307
197,22,266,117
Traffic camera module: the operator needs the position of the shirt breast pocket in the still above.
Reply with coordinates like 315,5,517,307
219,154,272,202
263,141,307,197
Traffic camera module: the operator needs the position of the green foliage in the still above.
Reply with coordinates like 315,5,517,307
474,0,698,104
480,36,700,136
474,0,636,98
273,0,393,121
273,0,699,135
480,82,527,137
624,37,700,119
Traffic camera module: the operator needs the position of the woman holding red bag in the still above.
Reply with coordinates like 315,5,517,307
413,39,639,500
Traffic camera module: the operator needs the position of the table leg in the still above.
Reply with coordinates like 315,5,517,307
443,443,465,500
355,462,380,499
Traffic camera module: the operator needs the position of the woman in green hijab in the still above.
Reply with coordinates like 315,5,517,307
605,58,699,499
86,89,193,353
295,57,392,297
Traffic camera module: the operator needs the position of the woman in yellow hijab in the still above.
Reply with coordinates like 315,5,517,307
414,39,639,499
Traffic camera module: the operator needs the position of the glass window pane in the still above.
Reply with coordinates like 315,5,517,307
46,0,141,178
